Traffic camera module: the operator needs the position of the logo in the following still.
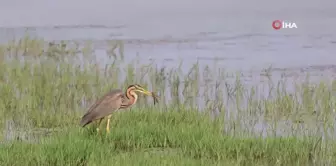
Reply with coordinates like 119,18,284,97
272,20,298,30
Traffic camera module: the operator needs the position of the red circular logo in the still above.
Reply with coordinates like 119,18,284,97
272,20,282,30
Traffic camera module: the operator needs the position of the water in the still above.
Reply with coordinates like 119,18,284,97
0,0,335,71
1,0,336,141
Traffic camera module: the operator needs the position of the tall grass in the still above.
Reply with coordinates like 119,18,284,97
0,37,335,165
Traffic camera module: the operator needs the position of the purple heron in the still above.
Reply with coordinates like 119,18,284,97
80,84,159,133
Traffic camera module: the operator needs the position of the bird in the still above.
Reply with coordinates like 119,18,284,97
80,84,159,133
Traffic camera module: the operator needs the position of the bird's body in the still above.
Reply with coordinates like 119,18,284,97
80,84,158,133
80,89,124,127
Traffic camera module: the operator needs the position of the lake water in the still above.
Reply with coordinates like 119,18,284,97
0,0,335,73
0,0,335,102
1,0,336,140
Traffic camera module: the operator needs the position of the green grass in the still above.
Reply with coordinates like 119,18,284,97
0,37,335,165
0,110,331,166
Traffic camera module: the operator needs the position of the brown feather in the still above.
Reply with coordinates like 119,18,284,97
80,89,124,127
80,84,156,128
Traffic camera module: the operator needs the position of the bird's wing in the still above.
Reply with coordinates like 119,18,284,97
120,96,131,108
85,89,123,113
80,89,124,126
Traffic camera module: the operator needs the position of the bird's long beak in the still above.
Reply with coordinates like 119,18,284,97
137,89,153,96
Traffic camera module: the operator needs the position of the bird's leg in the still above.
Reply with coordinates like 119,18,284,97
106,115,112,133
96,118,103,133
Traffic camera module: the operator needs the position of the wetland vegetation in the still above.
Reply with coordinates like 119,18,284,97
0,35,335,165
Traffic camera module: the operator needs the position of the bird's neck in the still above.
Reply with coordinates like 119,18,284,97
126,90,138,106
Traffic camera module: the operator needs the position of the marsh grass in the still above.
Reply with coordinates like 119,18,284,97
0,110,332,166
0,37,335,165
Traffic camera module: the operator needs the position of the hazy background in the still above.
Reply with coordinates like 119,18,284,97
1,0,336,141
0,0,335,75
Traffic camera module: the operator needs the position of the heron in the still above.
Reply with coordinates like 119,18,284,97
80,84,159,133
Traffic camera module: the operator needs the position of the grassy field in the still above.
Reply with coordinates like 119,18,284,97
0,36,336,165
0,110,331,166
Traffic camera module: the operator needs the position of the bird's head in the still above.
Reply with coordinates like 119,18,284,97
127,84,153,96
127,84,160,105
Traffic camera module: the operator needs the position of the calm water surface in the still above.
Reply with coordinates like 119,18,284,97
1,0,336,140
0,0,335,74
